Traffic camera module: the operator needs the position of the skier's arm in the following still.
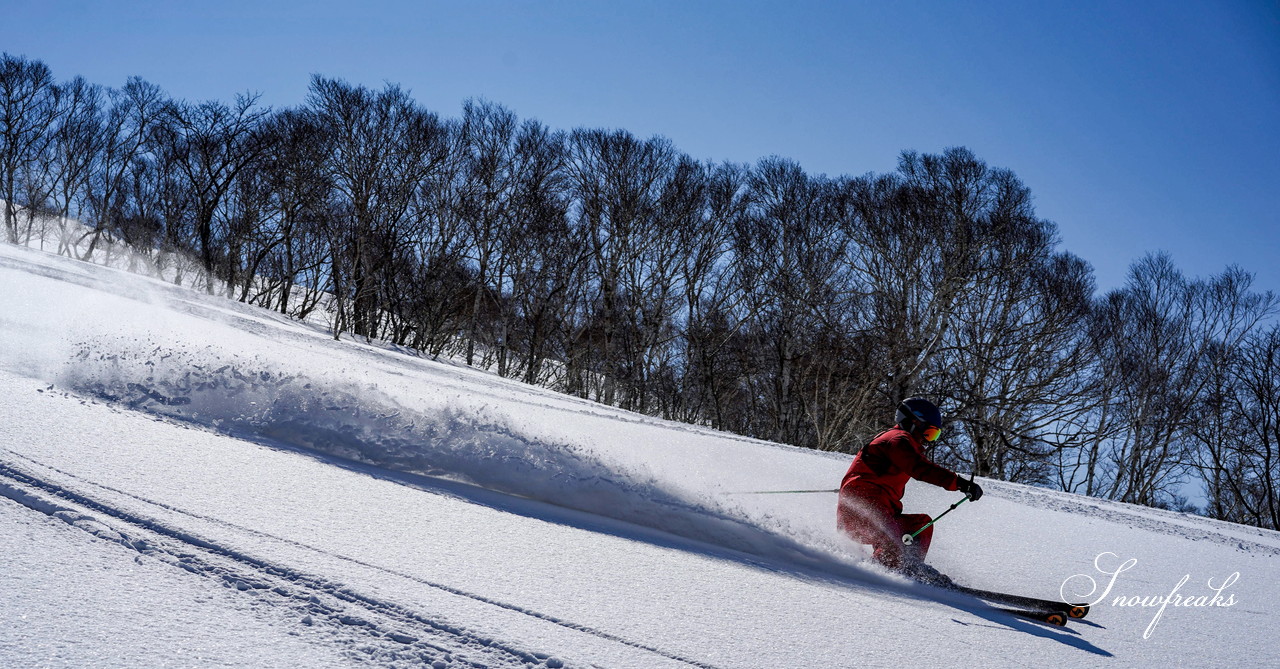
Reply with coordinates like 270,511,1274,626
884,434,960,490
911,458,960,491
899,437,959,490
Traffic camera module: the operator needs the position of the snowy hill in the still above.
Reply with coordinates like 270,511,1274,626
1,240,1277,668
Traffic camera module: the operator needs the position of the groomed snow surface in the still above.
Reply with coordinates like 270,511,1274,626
1,241,1277,668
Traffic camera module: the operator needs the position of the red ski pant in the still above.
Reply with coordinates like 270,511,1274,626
837,489,934,569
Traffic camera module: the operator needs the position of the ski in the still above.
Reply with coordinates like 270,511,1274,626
901,565,1089,620
953,585,1090,619
989,605,1068,627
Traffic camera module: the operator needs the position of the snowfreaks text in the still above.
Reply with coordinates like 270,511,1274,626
1062,552,1239,638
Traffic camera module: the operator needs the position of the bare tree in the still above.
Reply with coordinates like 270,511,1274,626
908,163,1100,481
1187,273,1279,524
81,77,167,262
164,93,272,291
307,76,449,339
454,99,522,368
1085,256,1276,507
47,76,104,255
1214,326,1280,528
672,162,749,428
566,128,677,406
254,109,334,317
0,54,60,243
732,157,855,446
501,121,578,384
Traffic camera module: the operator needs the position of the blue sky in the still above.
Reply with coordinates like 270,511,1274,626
6,0,1279,295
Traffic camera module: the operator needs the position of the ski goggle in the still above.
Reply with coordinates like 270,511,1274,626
922,425,942,442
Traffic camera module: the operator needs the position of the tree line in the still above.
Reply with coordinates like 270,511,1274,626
3,53,1278,529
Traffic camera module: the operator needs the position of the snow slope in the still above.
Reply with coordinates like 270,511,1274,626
1,241,1277,668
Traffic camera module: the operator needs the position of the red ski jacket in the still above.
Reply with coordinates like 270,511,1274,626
840,427,959,513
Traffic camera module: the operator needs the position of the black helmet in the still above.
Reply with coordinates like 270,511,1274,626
896,397,942,431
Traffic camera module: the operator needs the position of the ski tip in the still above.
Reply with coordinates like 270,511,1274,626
1067,604,1089,619
1045,612,1067,626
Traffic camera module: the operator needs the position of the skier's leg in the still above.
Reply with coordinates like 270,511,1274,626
896,513,935,562
869,538,906,569
893,513,954,585
837,491,904,568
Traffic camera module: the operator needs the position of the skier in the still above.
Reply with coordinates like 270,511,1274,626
837,397,982,584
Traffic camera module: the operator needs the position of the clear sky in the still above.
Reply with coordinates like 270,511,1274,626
5,0,1279,295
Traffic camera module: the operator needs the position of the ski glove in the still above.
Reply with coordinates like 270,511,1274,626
957,478,983,502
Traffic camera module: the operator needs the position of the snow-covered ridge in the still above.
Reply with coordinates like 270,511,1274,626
2,239,1279,668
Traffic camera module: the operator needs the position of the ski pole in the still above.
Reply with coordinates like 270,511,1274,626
726,488,839,495
901,494,970,545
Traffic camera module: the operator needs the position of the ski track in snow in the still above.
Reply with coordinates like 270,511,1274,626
0,455,721,669
0,459,538,668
